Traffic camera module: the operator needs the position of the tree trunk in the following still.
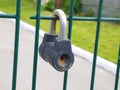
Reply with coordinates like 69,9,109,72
55,0,62,8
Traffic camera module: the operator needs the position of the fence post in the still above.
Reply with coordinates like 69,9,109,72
90,0,103,90
12,0,21,90
63,0,74,90
32,0,41,90
114,45,120,90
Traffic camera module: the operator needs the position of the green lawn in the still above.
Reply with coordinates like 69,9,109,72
0,0,120,64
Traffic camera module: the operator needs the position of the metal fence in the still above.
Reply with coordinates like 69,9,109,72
0,0,120,90
0,0,21,90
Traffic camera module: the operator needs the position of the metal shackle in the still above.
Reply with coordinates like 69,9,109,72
49,9,67,40
39,9,74,72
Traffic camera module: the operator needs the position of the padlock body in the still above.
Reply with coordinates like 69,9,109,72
39,33,74,72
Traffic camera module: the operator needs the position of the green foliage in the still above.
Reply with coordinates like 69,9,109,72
85,8,94,17
61,0,70,14
61,0,82,15
43,0,54,11
43,0,82,15
74,0,82,14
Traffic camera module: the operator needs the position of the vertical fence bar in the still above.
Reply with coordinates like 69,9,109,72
32,0,41,90
63,0,74,90
63,71,68,90
90,0,103,90
67,0,74,40
12,0,21,90
114,45,120,90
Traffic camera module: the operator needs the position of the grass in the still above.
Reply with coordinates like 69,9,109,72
72,21,120,63
0,0,120,64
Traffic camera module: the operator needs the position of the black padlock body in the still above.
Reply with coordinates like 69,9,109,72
39,33,74,72
53,39,74,71
42,33,58,43
39,33,58,62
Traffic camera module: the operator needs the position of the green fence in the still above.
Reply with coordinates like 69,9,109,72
0,0,120,90
0,0,21,90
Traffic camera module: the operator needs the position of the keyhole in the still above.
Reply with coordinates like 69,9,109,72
59,54,70,68
60,55,65,67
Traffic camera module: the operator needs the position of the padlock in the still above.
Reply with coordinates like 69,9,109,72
39,9,74,72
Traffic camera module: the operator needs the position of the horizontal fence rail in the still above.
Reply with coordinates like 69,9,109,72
30,16,120,21
0,14,16,18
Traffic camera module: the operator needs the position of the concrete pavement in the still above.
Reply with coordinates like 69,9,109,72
0,18,119,90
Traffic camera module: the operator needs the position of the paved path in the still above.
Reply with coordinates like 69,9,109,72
0,18,119,90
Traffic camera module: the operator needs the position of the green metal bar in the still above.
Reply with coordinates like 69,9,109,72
32,0,41,90
63,0,74,90
30,16,57,20
30,16,120,21
72,17,120,21
12,0,21,90
90,0,103,90
0,14,16,18
63,72,68,90
67,0,74,40
114,45,120,90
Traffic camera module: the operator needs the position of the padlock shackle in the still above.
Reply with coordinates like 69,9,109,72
49,9,67,40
